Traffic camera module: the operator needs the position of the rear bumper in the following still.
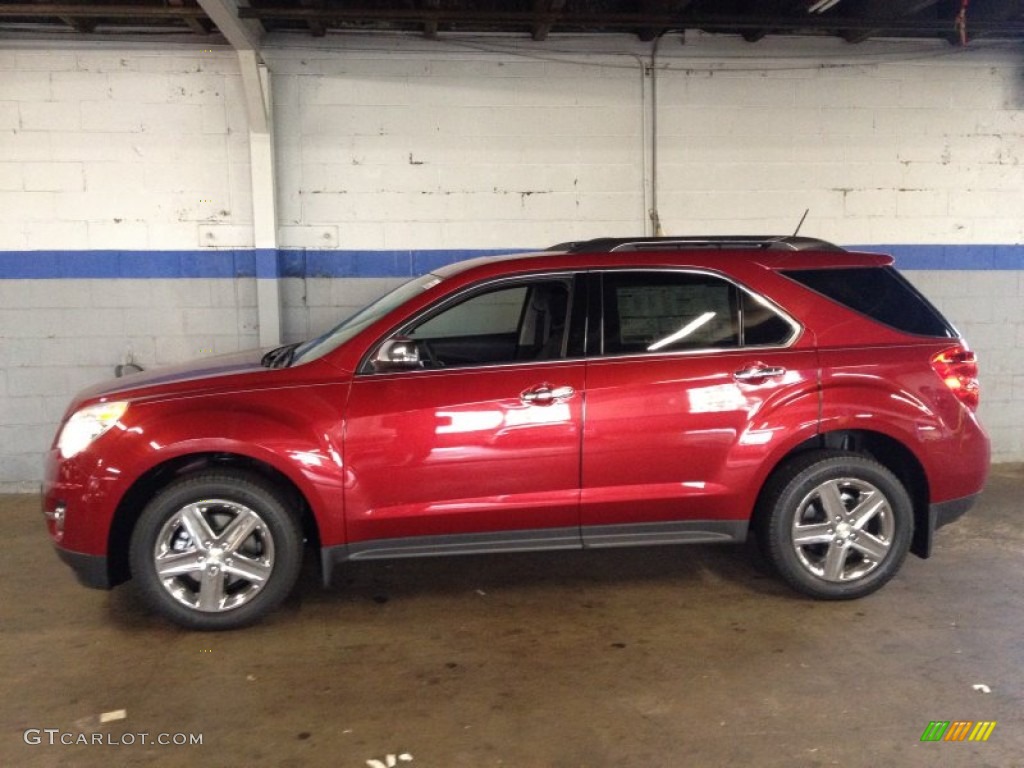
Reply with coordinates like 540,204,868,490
55,547,111,590
912,492,982,559
933,493,976,531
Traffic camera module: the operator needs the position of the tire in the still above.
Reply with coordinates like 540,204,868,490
757,451,913,600
129,470,303,630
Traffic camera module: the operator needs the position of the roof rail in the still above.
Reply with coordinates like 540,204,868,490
549,236,846,254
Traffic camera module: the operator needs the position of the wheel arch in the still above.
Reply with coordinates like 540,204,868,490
753,428,931,559
107,452,322,586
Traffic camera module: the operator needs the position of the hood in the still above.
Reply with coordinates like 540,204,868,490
74,348,272,404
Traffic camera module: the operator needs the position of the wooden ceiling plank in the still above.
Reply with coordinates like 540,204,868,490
167,0,208,34
299,0,325,38
638,0,694,42
422,0,440,39
531,0,566,42
843,0,941,44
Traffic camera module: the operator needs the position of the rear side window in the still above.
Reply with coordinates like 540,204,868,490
602,272,739,354
741,291,795,346
782,267,955,338
599,271,798,355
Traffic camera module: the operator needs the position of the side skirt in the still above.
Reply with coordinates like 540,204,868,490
320,521,747,586
582,520,748,549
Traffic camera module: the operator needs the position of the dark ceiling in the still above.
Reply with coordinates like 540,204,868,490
0,0,1022,45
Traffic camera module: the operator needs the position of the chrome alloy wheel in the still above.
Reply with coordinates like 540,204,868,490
152,499,276,613
789,478,895,583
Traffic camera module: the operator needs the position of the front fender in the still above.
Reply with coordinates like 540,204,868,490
58,384,349,555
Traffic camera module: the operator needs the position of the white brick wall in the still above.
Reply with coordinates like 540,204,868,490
0,48,251,252
0,37,1022,488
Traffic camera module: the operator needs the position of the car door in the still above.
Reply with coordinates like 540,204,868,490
580,269,820,547
343,274,586,558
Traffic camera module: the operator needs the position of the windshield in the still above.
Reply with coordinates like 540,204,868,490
291,273,443,365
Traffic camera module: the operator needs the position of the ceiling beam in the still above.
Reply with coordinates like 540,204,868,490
531,0,566,42
969,0,1023,18
421,0,439,39
195,0,263,50
638,0,694,42
229,7,1024,39
0,3,207,17
168,0,208,35
31,0,97,33
843,0,942,44
300,0,325,37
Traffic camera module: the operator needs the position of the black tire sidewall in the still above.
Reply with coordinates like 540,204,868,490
764,454,913,600
129,472,302,630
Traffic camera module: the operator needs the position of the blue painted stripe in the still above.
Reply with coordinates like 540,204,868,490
0,250,258,279
0,245,1021,279
848,244,1023,271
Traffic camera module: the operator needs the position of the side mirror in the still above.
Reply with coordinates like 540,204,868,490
372,337,421,371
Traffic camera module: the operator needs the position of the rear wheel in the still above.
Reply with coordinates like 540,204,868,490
129,471,302,630
758,451,913,599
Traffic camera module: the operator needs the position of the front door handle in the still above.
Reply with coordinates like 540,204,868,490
733,364,786,383
521,385,575,405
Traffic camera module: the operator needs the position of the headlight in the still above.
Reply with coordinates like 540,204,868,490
57,401,129,459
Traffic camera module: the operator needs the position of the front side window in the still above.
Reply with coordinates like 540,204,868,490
392,278,573,369
600,271,795,355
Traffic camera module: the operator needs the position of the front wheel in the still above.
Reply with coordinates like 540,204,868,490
129,471,303,630
757,451,913,600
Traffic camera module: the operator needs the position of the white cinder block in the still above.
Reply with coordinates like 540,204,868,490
843,189,897,217
895,190,948,218
201,103,228,135
278,225,339,248
183,307,238,335
0,130,52,163
25,220,88,248
0,163,22,191
19,101,81,132
137,102,205,134
48,132,133,163
23,162,84,192
81,100,146,133
198,224,254,247
50,71,111,101
0,101,19,131
0,70,51,101
0,396,46,427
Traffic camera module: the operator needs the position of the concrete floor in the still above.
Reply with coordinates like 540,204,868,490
3,465,1022,768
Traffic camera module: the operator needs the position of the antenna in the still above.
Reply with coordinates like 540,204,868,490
793,208,809,237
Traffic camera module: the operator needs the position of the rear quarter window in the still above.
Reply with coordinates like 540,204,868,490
781,267,956,338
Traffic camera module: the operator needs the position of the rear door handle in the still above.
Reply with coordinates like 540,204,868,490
521,385,575,405
733,364,786,382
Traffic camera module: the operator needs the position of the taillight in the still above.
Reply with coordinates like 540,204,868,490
931,346,980,411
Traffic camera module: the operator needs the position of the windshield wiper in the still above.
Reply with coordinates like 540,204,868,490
261,342,300,368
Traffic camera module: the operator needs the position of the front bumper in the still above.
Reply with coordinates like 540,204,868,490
55,547,111,590
43,452,119,590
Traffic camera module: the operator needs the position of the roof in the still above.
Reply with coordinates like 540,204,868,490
431,235,891,279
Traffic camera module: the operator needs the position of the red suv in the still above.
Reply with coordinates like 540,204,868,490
43,236,990,629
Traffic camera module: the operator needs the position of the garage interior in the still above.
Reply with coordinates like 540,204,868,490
2,1,1024,766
